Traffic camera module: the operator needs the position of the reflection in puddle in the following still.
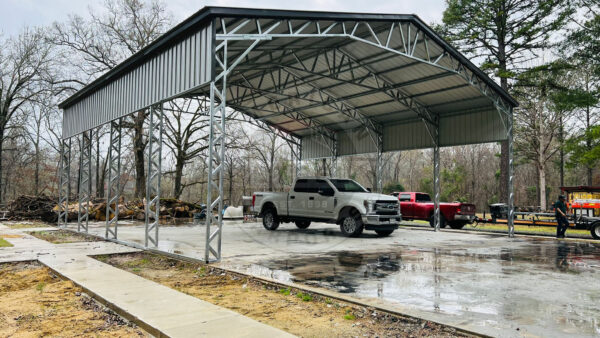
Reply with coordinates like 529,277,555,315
246,241,600,337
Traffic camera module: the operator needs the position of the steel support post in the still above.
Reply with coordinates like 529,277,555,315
507,107,515,237
295,142,302,178
331,136,338,178
105,119,122,239
145,105,163,248
433,144,441,232
58,138,71,228
77,131,92,233
375,133,383,193
205,39,227,263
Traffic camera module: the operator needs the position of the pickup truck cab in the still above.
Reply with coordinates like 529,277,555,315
391,192,475,229
253,177,401,237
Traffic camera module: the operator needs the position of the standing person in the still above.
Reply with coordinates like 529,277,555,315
554,195,569,239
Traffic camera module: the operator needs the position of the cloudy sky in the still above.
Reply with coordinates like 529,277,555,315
0,0,446,37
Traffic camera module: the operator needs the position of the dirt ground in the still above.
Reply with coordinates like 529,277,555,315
96,252,468,338
28,229,101,244
0,261,147,337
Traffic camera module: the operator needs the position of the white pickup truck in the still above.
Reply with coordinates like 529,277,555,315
252,177,401,237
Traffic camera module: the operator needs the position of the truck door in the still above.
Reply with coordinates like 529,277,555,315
399,193,413,218
313,179,336,219
288,179,308,217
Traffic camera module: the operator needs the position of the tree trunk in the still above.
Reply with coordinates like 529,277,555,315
586,103,593,185
173,156,184,199
133,111,146,198
539,162,547,211
34,137,40,195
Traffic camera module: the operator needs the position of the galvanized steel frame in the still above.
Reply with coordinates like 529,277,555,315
145,105,163,248
77,130,92,233
105,119,122,239
58,138,71,228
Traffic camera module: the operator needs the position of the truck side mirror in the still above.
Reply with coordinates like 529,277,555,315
367,188,372,192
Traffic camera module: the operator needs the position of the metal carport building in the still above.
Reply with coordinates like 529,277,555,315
57,7,518,263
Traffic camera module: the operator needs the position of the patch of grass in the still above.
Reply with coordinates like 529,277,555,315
36,282,46,292
295,291,312,302
132,268,141,272
0,238,13,247
195,266,206,277
343,309,355,320
324,298,333,304
279,287,291,296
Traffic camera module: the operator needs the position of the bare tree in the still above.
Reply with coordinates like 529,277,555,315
0,29,54,202
52,0,172,198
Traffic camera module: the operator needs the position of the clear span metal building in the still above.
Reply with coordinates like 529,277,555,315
58,7,518,262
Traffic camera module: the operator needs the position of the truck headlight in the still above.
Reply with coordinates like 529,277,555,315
363,200,375,213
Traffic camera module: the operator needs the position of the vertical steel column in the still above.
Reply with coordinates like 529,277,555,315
375,133,383,193
331,135,338,178
295,142,302,178
105,119,122,239
507,107,515,237
205,38,227,263
77,131,92,233
433,144,441,232
58,138,71,228
145,105,163,247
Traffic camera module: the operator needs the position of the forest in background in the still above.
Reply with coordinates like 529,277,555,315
0,0,598,213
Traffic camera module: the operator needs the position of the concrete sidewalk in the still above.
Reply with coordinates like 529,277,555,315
0,224,294,338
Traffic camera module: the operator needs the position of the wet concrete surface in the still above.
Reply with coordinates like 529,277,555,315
65,220,600,337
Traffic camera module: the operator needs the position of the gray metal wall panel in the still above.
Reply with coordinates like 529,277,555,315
62,23,213,138
302,135,334,159
383,120,434,151
439,109,505,146
337,129,377,156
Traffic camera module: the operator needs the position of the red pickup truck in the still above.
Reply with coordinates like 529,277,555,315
391,192,476,229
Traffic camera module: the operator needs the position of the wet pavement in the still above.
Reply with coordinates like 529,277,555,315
65,220,600,337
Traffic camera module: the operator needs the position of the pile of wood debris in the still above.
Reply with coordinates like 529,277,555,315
8,195,203,223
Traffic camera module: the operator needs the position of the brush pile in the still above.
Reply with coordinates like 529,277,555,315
8,195,59,223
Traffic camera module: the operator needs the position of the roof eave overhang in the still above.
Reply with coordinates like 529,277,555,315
58,6,518,110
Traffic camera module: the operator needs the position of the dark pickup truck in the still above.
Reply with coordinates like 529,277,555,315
391,192,476,229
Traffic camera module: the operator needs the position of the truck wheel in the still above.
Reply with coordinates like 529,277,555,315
262,208,280,231
591,222,600,240
375,230,394,237
340,212,364,237
295,220,311,229
429,214,447,228
449,221,466,230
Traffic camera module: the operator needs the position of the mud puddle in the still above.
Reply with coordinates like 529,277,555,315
242,240,600,337
28,229,102,243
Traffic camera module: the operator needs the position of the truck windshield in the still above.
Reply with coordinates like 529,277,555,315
329,179,368,192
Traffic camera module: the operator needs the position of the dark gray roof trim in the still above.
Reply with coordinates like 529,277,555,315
59,6,518,109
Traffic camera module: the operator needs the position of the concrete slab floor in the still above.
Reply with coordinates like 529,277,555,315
65,220,600,338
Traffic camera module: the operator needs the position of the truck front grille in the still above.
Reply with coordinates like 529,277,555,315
375,201,400,215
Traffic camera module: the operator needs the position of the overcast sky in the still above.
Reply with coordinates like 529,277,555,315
0,0,446,37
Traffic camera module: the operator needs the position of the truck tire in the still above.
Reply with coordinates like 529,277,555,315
340,211,364,237
262,208,280,231
591,222,600,240
375,229,394,237
449,221,467,230
295,220,311,229
429,214,447,228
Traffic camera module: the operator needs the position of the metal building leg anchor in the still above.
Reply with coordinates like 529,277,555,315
105,119,122,239
145,106,163,248
205,39,228,263
78,131,92,233
58,139,71,228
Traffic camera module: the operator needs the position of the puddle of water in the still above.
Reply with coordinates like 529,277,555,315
244,240,600,337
